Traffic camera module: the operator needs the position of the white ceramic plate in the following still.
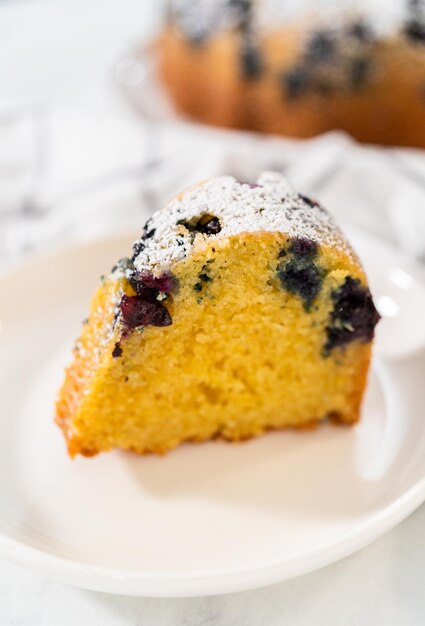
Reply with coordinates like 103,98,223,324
0,227,425,598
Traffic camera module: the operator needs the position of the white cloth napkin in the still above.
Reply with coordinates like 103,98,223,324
1,106,425,267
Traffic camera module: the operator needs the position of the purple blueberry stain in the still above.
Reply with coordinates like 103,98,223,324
138,271,176,293
120,294,172,329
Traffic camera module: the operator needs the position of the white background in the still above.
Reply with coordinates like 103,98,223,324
1,0,425,623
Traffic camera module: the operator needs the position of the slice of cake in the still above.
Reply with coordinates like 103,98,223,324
55,172,380,457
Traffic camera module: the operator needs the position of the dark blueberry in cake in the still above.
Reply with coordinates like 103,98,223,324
350,57,372,88
112,342,123,358
141,218,156,240
404,19,425,43
120,295,172,329
324,277,380,355
128,270,176,304
194,269,213,293
346,20,374,42
299,194,320,208
240,42,263,79
198,216,222,235
288,237,318,259
128,279,159,301
131,240,146,261
282,67,310,100
305,30,336,63
138,271,175,293
278,260,324,311
178,214,222,235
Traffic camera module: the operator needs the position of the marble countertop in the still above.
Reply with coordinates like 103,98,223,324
1,0,424,623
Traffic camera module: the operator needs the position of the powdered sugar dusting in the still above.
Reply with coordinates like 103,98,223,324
132,172,353,274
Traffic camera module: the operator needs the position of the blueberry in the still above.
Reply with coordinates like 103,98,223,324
278,260,324,311
201,216,222,235
178,214,222,235
404,20,425,43
141,218,156,240
120,295,172,329
131,240,146,261
282,67,310,100
193,269,212,294
305,31,336,63
128,270,176,298
138,271,175,293
112,342,122,358
288,237,318,259
324,277,380,355
240,42,263,79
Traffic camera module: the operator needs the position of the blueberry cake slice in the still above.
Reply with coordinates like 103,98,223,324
55,172,380,457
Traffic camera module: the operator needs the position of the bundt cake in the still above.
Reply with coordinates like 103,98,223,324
55,172,380,457
159,0,425,147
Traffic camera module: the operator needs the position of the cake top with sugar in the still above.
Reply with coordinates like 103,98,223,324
127,171,353,275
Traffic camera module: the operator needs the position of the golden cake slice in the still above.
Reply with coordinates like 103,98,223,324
55,172,380,457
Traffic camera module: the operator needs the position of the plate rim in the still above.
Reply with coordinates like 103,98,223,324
0,474,425,597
